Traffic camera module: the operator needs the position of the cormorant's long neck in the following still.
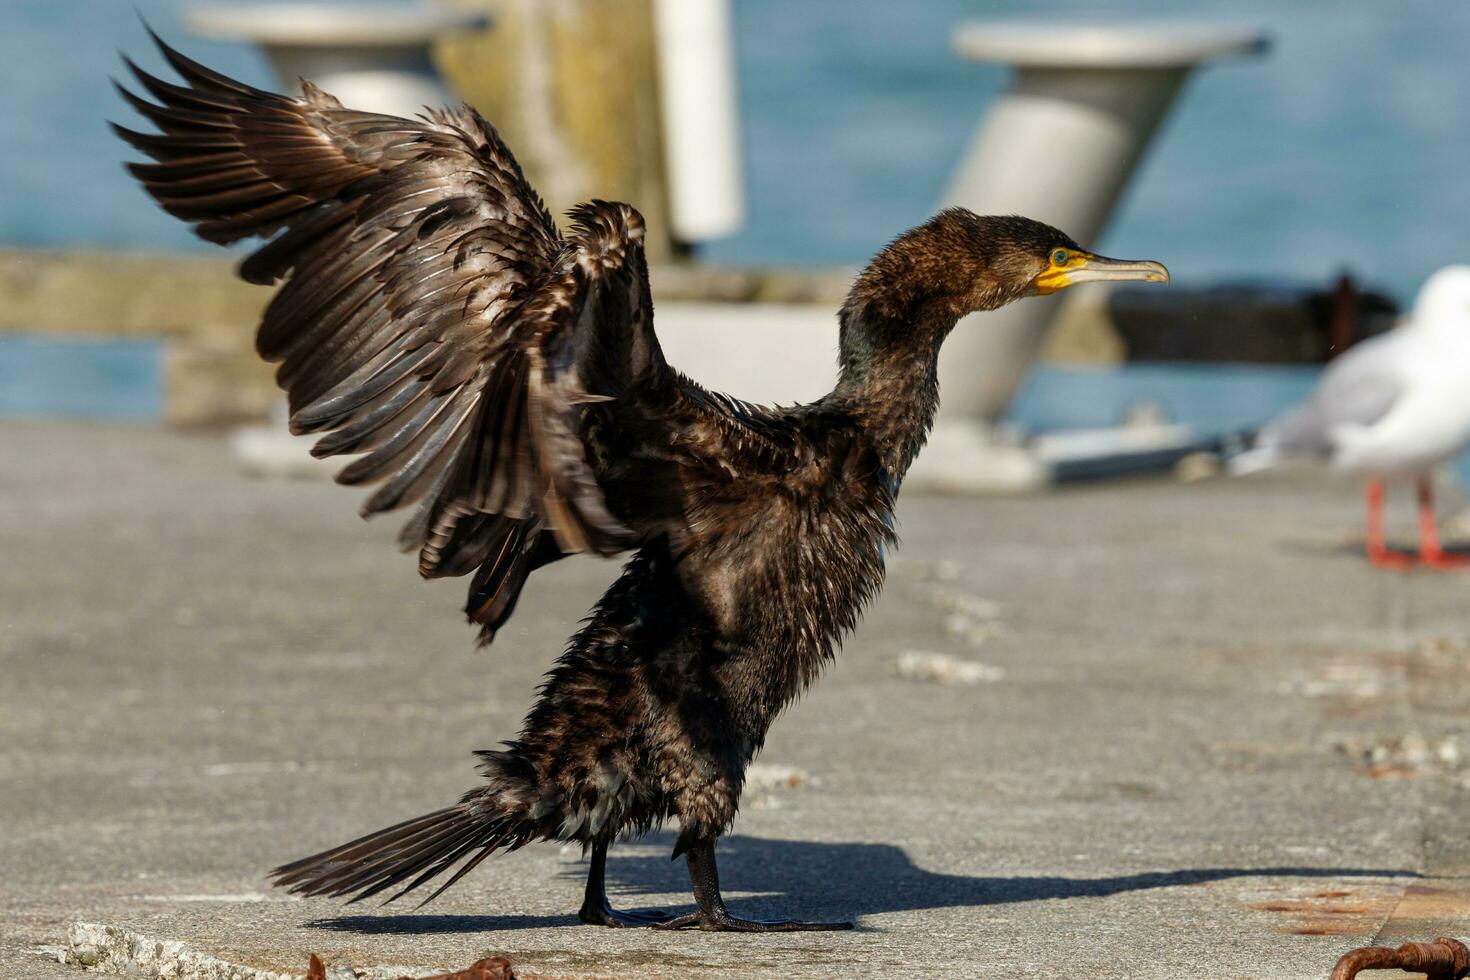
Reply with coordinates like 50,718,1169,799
831,305,956,478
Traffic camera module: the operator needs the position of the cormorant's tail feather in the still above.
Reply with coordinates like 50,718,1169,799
269,802,526,907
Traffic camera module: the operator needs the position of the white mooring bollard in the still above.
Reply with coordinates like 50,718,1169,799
911,22,1268,494
183,4,490,118
652,0,747,248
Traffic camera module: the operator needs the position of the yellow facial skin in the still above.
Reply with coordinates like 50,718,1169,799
1033,248,1089,294
1033,249,1170,294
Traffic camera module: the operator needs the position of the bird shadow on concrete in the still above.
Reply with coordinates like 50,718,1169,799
307,834,1414,934
313,913,578,933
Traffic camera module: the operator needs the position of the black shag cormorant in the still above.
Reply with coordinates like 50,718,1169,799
115,35,1168,931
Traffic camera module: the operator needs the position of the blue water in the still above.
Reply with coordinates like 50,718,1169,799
0,336,162,421
5,0,1470,300
1009,363,1321,436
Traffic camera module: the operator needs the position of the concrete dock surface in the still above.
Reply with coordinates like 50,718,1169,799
5,420,1470,979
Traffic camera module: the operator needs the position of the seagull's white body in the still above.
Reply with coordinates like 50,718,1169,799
1239,266,1470,480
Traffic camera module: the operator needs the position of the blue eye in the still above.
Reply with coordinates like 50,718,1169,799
1052,249,1069,266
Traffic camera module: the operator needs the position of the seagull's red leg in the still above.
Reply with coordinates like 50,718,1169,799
1365,480,1414,570
1416,477,1470,569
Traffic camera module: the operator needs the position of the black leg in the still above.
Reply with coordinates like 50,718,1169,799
576,838,671,927
654,839,853,932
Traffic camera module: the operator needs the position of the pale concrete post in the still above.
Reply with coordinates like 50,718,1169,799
184,5,491,117
652,0,745,245
433,0,678,260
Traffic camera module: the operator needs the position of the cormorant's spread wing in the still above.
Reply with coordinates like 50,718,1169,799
114,33,635,581
115,35,833,644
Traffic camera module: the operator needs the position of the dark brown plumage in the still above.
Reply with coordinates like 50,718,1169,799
115,34,1167,930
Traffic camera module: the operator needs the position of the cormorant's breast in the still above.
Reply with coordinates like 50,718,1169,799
674,458,895,682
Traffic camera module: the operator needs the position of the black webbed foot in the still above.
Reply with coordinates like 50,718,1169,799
664,837,856,933
578,839,673,927
653,909,852,932
577,899,674,928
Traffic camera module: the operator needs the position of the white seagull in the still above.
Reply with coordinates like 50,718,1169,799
1234,266,1470,569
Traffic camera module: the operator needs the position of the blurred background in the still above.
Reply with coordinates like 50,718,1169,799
2,0,1469,477
7,0,1469,283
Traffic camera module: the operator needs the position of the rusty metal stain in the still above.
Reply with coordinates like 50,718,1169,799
1239,881,1402,938
1366,765,1419,780
1292,923,1369,937
1249,901,1371,915
1387,884,1470,921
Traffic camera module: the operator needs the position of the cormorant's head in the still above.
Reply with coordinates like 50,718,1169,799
981,212,1170,300
847,209,1168,327
939,210,1169,310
